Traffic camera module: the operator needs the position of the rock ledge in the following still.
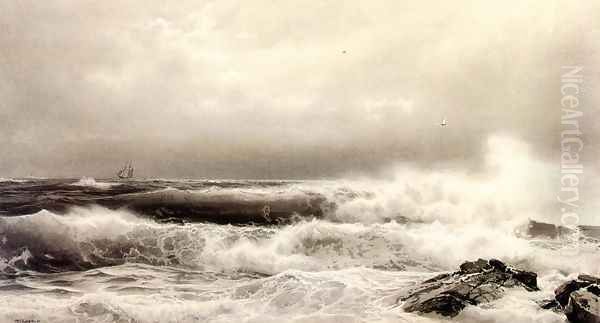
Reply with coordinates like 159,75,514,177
400,258,538,317
542,274,600,323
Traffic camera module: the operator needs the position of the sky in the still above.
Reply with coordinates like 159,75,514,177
0,0,598,179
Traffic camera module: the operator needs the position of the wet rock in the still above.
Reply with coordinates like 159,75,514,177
459,258,490,274
565,288,600,323
556,279,592,308
579,275,600,284
399,258,538,317
538,299,561,311
511,268,538,291
548,274,600,323
524,220,600,240
489,258,507,272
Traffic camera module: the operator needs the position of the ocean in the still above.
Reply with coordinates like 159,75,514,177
0,177,598,323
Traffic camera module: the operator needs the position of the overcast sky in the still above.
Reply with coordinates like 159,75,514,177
1,0,598,179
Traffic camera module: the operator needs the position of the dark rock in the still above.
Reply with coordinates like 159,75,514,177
525,220,562,238
459,258,492,274
546,274,600,323
565,289,600,323
399,259,539,317
538,299,561,311
524,220,600,240
555,280,592,307
588,285,600,297
511,269,539,291
579,274,600,284
489,258,507,272
415,294,466,316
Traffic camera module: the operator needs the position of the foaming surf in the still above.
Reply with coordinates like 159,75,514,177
0,205,598,322
0,136,598,322
70,177,118,190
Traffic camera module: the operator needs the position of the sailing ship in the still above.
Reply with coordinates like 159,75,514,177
117,161,134,179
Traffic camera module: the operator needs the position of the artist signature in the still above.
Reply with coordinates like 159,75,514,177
15,320,41,323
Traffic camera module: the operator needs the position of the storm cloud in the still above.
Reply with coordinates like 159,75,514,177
0,0,598,178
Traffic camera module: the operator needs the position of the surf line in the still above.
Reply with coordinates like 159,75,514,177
558,65,584,251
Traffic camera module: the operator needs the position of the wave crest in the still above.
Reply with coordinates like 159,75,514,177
0,207,204,273
71,177,117,189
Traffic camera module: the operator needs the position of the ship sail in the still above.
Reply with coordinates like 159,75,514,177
117,161,134,179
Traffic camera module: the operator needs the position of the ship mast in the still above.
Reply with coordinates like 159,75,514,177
117,161,134,179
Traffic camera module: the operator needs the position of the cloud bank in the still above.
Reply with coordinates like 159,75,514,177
0,0,598,179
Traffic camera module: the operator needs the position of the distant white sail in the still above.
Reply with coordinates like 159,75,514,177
117,161,134,179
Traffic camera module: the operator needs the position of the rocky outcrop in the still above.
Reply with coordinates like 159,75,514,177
523,220,600,240
399,259,538,317
542,274,600,323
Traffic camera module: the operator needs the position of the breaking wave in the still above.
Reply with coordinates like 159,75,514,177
1,206,597,323
1,136,599,322
70,177,118,189
1,206,598,277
